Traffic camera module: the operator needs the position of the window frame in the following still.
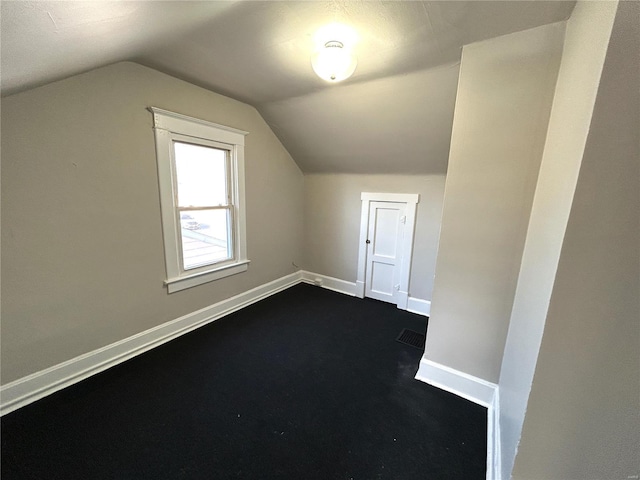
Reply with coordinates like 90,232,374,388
149,107,249,293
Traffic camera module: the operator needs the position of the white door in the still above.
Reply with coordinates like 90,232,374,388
364,201,406,303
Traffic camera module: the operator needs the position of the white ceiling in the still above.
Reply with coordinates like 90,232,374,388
1,1,575,174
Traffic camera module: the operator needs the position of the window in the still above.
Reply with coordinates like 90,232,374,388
149,107,249,293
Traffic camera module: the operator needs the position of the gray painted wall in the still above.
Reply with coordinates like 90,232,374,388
423,23,565,383
512,1,639,477
303,174,445,301
1,62,304,384
497,2,619,477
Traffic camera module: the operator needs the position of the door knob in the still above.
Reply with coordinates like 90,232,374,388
366,239,371,244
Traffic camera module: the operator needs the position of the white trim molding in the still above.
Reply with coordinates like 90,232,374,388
487,389,502,480
396,290,409,310
415,358,500,480
148,107,249,144
300,271,430,317
415,358,497,407
407,297,431,317
300,271,357,296
149,107,249,293
1,272,302,416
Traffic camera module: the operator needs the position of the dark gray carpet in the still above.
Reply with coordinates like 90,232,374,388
1,283,487,479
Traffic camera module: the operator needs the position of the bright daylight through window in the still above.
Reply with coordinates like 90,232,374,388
150,107,249,293
174,141,231,270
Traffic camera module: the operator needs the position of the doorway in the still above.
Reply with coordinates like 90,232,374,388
356,192,419,310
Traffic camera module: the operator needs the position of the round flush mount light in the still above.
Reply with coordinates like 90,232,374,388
311,40,357,83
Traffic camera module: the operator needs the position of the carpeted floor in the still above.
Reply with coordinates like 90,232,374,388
1,283,487,479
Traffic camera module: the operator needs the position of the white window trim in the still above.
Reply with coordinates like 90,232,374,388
149,107,249,293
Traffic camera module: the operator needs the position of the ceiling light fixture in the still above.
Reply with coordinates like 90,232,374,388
311,40,357,83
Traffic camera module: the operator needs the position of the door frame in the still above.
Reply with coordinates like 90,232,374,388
356,192,420,309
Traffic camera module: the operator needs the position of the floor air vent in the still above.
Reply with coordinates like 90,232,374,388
396,328,426,350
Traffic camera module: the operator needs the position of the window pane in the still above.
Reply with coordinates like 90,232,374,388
174,142,228,207
180,209,231,270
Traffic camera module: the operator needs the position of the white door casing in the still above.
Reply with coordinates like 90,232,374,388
356,193,419,310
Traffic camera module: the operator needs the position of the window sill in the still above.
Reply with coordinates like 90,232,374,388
165,260,250,293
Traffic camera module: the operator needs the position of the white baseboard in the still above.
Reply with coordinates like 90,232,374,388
415,358,497,407
415,357,500,480
300,271,357,296
407,297,431,316
301,271,430,318
0,271,303,416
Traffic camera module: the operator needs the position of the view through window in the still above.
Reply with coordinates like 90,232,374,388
173,141,233,270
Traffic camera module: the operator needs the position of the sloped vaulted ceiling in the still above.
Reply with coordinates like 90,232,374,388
1,1,575,174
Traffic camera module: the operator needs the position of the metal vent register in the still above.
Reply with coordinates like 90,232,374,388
396,328,426,350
